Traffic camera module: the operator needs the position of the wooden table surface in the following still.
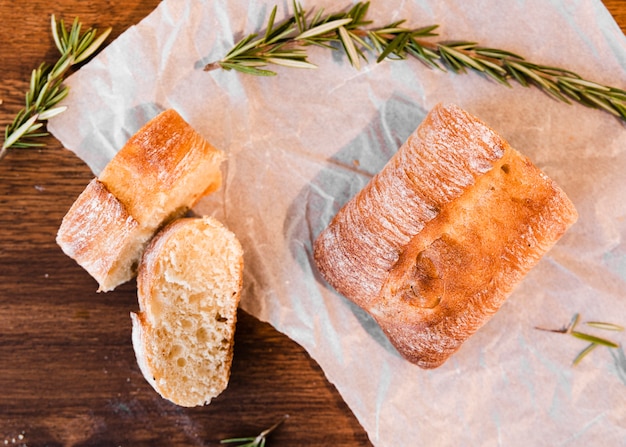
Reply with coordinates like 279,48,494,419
1,1,624,446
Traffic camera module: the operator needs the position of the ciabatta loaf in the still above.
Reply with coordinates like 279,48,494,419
57,109,225,291
131,217,243,407
313,103,578,369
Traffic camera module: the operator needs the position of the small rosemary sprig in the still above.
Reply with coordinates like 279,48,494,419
536,313,624,366
220,415,288,447
1,15,111,161
205,1,626,121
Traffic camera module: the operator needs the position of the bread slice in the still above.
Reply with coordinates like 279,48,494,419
313,103,578,369
131,217,244,407
56,109,225,291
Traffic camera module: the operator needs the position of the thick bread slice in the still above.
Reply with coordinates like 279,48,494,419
56,109,224,291
313,103,578,369
99,109,224,230
56,178,153,291
131,217,243,407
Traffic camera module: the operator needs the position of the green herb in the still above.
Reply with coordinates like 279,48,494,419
536,313,624,366
220,415,288,447
1,16,111,161
204,2,372,76
205,1,626,121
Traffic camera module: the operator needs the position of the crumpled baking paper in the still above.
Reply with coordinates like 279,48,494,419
48,0,626,445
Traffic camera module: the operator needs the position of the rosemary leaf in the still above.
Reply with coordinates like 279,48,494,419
439,46,465,72
68,17,80,47
375,26,410,35
220,437,257,445
268,24,299,45
580,92,621,116
475,57,508,75
613,102,626,118
376,32,410,63
442,45,486,72
227,37,266,60
2,115,40,151
586,321,625,332
74,28,112,63
559,85,581,102
571,331,620,349
507,61,551,89
46,86,71,107
293,0,305,34
338,26,360,69
297,18,353,40
265,57,317,69
572,343,599,366
38,106,69,120
560,76,612,91
264,6,278,42
310,8,325,29
505,61,530,87
51,15,64,53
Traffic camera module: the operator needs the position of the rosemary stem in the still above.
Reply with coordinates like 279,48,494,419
203,61,221,72
206,1,626,121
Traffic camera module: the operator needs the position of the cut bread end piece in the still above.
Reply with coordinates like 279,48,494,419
131,217,243,407
56,178,153,292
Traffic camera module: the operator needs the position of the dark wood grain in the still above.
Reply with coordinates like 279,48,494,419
1,1,624,446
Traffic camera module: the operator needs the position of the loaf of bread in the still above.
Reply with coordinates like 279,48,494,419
131,216,243,407
313,103,578,369
57,109,225,291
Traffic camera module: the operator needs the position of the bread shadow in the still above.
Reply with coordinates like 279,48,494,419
283,94,427,357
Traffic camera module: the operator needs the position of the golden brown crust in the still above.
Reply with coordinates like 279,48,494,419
56,178,150,292
99,109,224,229
57,109,225,291
314,103,578,369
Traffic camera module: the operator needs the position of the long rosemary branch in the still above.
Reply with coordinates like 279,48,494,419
205,1,626,121
1,16,111,161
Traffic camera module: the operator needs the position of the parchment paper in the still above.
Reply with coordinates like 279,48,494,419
48,0,626,445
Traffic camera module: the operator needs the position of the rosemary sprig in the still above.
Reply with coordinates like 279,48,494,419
220,415,288,447
205,2,371,76
206,1,626,121
536,313,624,366
1,16,111,161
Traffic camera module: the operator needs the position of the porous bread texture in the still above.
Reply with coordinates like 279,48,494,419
56,109,224,291
314,103,578,369
131,217,244,407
